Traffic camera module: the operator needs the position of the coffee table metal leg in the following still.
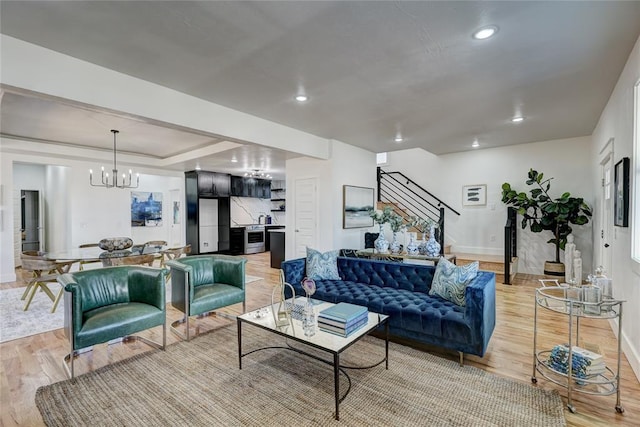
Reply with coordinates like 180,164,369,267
334,353,340,420
385,321,389,369
237,318,242,370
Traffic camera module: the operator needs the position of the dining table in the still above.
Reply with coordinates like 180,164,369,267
42,244,167,263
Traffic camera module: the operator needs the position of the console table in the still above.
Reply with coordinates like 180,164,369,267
355,249,456,265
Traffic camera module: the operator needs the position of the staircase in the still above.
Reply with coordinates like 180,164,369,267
456,253,518,285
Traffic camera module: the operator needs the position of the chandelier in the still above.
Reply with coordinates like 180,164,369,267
244,169,272,179
89,129,139,189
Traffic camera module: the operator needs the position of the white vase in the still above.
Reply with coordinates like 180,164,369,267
374,224,389,253
390,232,401,254
406,235,419,255
418,232,428,255
425,225,441,257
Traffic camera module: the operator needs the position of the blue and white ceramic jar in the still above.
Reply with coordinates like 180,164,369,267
425,225,441,257
374,224,389,253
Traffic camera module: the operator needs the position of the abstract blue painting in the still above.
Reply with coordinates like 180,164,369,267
131,191,163,227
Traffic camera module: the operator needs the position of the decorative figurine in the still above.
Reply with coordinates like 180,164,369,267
564,233,576,284
572,250,582,286
271,270,295,327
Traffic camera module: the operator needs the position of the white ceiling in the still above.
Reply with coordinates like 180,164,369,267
1,1,640,175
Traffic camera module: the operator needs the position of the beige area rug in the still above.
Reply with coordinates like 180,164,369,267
36,326,566,426
1,275,263,343
0,286,64,343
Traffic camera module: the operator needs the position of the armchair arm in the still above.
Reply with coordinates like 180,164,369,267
212,255,246,290
464,271,496,356
58,273,83,344
127,267,166,310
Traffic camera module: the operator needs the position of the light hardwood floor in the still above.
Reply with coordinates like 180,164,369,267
1,252,638,426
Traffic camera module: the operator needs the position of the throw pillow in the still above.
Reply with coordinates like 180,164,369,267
306,248,341,281
429,257,479,306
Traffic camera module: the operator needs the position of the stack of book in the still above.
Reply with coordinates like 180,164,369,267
547,344,606,379
318,302,369,337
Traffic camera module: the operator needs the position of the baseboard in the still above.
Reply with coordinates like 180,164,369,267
610,318,640,383
1,272,17,283
451,246,503,256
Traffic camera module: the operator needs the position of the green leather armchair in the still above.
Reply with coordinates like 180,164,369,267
58,266,167,379
166,254,246,340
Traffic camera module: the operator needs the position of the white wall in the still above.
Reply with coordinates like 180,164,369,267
590,35,640,380
387,136,595,275
285,140,377,259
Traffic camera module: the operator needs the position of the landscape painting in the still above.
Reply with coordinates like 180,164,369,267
131,191,163,227
343,185,374,229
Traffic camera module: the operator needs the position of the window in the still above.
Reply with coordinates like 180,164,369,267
376,152,388,166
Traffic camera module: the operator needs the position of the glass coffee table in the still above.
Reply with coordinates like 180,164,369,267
237,299,389,420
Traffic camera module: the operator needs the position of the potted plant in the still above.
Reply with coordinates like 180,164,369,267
409,216,437,255
387,211,407,254
501,169,592,275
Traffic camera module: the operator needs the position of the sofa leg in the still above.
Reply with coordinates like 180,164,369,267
459,351,464,367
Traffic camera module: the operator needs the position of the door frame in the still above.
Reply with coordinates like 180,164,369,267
598,138,614,274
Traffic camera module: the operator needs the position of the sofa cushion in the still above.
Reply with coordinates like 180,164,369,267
306,248,341,280
311,279,465,337
76,302,164,349
429,258,479,306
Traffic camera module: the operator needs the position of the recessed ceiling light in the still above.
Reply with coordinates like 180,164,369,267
295,94,308,102
511,116,525,123
195,165,202,170
472,25,498,40
394,136,404,143
231,158,238,163
472,140,480,148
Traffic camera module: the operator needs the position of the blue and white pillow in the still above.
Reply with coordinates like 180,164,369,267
429,257,479,306
306,248,341,281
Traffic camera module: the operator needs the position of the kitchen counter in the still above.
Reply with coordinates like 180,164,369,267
265,225,285,251
269,229,285,269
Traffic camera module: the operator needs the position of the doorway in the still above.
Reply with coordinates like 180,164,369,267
293,177,318,258
20,190,42,252
599,142,614,275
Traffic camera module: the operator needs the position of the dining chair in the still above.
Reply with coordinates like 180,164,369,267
20,251,77,313
101,254,156,267
78,243,100,270
144,240,168,266
160,244,192,268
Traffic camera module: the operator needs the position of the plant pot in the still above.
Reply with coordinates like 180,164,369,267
544,261,565,276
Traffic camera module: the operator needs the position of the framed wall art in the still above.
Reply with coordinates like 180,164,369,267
462,184,486,206
131,191,163,227
343,185,374,229
614,157,630,227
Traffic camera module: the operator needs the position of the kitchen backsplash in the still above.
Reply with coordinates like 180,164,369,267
231,197,281,225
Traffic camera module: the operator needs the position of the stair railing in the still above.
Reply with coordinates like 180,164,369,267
503,207,517,285
377,167,460,255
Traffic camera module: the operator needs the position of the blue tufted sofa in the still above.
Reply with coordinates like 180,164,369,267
282,256,496,359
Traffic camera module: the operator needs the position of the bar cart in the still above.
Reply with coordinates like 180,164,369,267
532,281,624,414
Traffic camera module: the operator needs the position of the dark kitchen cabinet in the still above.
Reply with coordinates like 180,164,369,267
195,171,230,197
229,176,271,199
230,176,244,197
229,227,245,255
185,171,231,255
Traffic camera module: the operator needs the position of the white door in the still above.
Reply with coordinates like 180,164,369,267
170,189,181,246
600,152,614,275
294,177,318,258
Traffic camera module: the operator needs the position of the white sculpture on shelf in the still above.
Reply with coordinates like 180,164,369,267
564,233,576,284
573,249,582,285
